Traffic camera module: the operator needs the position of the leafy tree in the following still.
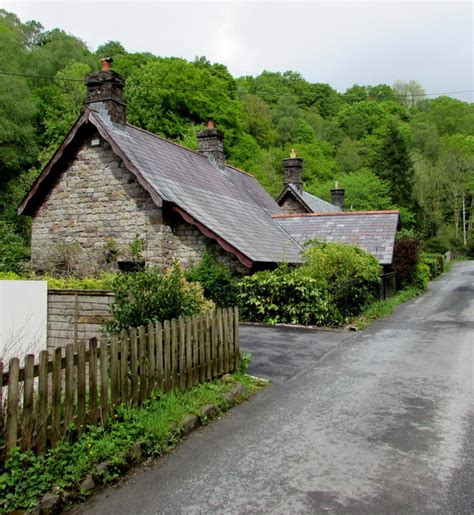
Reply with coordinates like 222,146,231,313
95,40,126,59
373,122,415,207
240,93,276,147
393,80,426,108
308,168,393,211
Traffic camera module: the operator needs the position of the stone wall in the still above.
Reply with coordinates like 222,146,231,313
47,290,113,351
31,132,246,274
279,193,307,215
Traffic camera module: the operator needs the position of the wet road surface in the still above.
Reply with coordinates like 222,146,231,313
79,261,474,514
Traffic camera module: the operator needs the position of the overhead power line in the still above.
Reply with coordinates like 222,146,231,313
0,70,472,98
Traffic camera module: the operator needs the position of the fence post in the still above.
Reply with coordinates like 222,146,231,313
205,312,212,381
37,350,49,454
199,314,206,383
64,344,74,435
51,347,62,446
155,322,163,390
6,357,20,452
147,323,156,395
163,320,171,391
130,328,139,405
179,317,186,390
234,306,240,371
22,354,35,450
138,326,147,404
192,314,199,386
89,338,98,423
120,332,129,405
77,341,86,437
185,317,193,389
99,338,109,425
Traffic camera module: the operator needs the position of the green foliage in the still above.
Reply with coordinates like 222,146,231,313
238,268,340,326
420,252,445,279
308,168,393,211
301,241,381,317
0,376,258,512
238,242,381,326
0,271,116,290
413,261,430,290
392,235,421,288
105,264,212,333
185,251,237,308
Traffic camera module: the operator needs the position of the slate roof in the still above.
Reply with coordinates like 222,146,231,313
276,184,341,213
274,211,400,265
19,107,303,267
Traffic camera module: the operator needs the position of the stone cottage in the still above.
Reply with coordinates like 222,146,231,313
19,60,400,272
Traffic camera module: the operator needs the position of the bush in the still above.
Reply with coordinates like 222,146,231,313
238,268,340,326
104,263,213,333
392,235,421,288
186,251,238,308
420,253,444,279
301,241,381,316
238,242,382,326
413,261,431,290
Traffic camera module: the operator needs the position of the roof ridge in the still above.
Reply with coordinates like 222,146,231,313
273,210,400,218
126,123,256,179
126,122,209,159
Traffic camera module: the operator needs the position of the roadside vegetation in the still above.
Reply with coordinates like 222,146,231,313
0,369,264,513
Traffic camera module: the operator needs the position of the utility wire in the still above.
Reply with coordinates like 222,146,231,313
0,70,472,98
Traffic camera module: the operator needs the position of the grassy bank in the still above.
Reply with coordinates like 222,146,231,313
0,371,264,513
351,286,422,330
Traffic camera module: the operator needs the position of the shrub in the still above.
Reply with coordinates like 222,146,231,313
301,241,381,317
238,268,340,326
238,242,381,326
413,261,431,290
104,263,213,333
186,251,238,308
392,235,421,288
420,253,444,279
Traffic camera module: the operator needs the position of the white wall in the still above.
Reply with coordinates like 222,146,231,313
0,281,48,364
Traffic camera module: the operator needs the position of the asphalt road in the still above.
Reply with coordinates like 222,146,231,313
79,261,474,514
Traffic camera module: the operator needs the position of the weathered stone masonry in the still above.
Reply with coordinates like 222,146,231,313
31,133,246,273
279,194,307,215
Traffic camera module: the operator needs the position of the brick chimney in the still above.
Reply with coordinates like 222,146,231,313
84,57,126,125
331,181,345,209
197,120,225,169
283,150,303,193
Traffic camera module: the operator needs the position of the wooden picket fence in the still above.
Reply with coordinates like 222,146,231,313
0,307,240,455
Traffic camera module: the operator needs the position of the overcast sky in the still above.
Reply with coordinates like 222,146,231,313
2,0,473,101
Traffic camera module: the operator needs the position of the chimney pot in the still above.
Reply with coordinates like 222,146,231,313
331,187,345,210
206,119,215,129
100,57,113,72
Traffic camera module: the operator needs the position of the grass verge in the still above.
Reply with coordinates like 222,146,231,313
0,371,265,513
351,286,422,330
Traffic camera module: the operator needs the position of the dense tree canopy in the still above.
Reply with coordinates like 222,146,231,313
0,8,472,271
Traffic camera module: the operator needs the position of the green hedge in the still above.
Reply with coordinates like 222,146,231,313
0,272,116,290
